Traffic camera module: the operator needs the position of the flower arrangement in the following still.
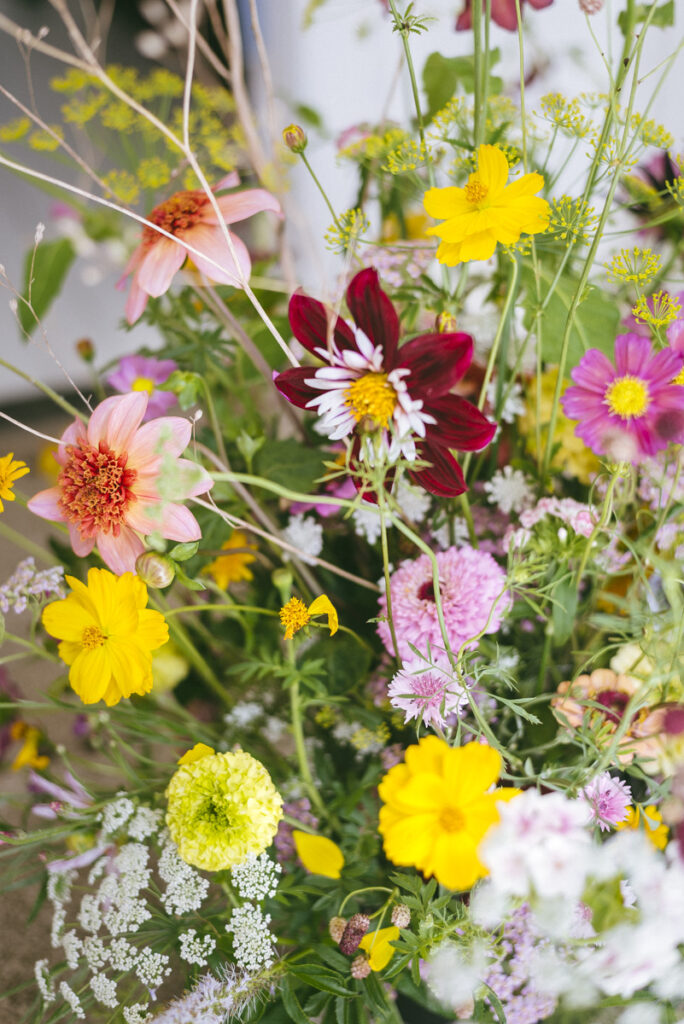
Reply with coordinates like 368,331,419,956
1,1,684,1023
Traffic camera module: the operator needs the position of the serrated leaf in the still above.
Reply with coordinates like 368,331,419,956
18,238,75,338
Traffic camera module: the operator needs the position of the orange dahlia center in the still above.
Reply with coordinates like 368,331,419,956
439,806,465,833
465,179,489,206
142,190,208,247
58,442,137,537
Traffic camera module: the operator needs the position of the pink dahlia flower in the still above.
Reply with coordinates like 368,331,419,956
561,334,684,461
378,545,509,661
118,173,282,324
107,354,178,420
456,0,553,32
27,392,213,575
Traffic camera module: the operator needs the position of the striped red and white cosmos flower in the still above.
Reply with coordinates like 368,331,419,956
274,268,496,496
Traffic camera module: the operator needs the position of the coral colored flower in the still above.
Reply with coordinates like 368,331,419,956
292,831,345,878
561,334,684,461
27,392,213,575
165,749,283,871
377,545,509,662
378,737,520,891
456,0,553,31
358,926,400,972
616,805,668,850
0,452,29,512
275,268,495,497
204,530,257,587
279,594,338,640
424,145,550,265
42,568,169,706
118,174,282,324
107,354,178,420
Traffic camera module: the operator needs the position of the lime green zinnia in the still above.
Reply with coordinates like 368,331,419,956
165,749,283,871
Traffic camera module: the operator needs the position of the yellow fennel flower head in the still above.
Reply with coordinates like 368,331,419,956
0,452,29,512
204,530,257,587
359,926,400,972
42,568,169,706
616,805,668,850
519,369,599,484
279,594,338,640
378,736,520,891
165,749,283,871
423,144,550,265
292,831,345,878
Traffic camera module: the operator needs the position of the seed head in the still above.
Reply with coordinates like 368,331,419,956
391,903,411,929
350,954,371,980
339,913,370,955
329,916,347,943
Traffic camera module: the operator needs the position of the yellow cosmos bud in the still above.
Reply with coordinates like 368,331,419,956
292,830,345,878
358,926,400,972
282,123,307,154
178,742,216,765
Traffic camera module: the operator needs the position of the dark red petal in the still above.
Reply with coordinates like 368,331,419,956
274,367,318,408
409,443,466,497
424,394,497,451
397,332,473,398
345,268,400,368
289,290,356,357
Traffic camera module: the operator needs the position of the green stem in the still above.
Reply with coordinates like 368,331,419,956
299,152,341,228
574,469,620,590
0,356,85,422
378,492,400,663
288,664,326,818
0,520,59,564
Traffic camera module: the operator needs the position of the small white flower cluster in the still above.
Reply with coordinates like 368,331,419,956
0,557,65,614
483,466,534,515
179,928,217,967
34,959,55,1003
486,378,526,424
59,980,85,1019
123,1004,152,1024
159,839,210,914
90,972,119,1009
226,905,277,972
98,793,136,835
431,516,470,550
352,503,383,545
231,853,282,901
128,806,164,842
395,477,431,523
47,869,76,948
282,513,323,565
135,947,172,990
224,700,263,729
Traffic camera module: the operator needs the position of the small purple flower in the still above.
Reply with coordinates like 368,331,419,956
561,334,684,461
107,354,177,420
388,658,467,729
274,798,318,863
581,771,632,831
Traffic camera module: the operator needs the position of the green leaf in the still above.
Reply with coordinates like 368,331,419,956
169,541,199,562
18,238,75,338
551,577,579,647
289,965,353,998
254,439,325,493
173,566,205,591
422,51,502,121
618,1,673,32
0,609,5,648
335,995,353,1024
282,981,315,1024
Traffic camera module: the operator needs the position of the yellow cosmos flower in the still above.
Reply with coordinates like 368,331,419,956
424,144,550,265
359,926,400,972
293,831,345,878
204,530,257,587
42,568,168,706
0,452,29,512
279,594,338,640
378,736,520,891
616,804,668,850
166,749,283,871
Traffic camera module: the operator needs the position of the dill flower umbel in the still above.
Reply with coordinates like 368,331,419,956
166,749,283,871
42,568,169,706
423,144,550,264
0,452,29,512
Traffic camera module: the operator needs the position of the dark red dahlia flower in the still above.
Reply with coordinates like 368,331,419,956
456,0,553,32
274,268,496,497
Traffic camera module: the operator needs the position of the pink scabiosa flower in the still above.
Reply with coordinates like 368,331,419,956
388,658,467,730
118,173,282,324
107,354,178,420
561,334,684,461
274,268,496,497
581,771,632,831
378,545,509,661
27,392,212,575
456,0,553,32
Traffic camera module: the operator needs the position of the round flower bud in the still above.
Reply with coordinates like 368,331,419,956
283,124,308,154
339,913,370,955
350,954,371,980
578,0,603,12
329,916,347,943
135,551,176,589
76,337,95,362
390,903,411,929
436,311,457,333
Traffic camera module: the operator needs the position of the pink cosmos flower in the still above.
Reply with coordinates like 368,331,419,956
107,354,178,420
561,334,684,461
118,172,282,324
378,545,509,661
388,657,467,729
27,392,213,575
581,771,632,831
456,0,553,32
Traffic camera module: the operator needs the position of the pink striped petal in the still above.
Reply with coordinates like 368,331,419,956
205,188,282,225
97,527,145,575
127,416,192,467
136,237,187,297
27,487,65,523
87,393,148,452
184,223,251,286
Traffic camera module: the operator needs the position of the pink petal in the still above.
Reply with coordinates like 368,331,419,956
27,487,66,522
184,223,251,286
87,393,148,453
136,237,187,297
213,171,241,191
69,524,95,557
127,416,192,466
117,244,144,284
175,457,214,496
124,277,150,325
160,503,202,541
97,527,145,575
124,500,164,536
55,419,86,465
206,188,282,225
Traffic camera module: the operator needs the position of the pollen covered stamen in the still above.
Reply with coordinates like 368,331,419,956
131,375,155,394
344,373,398,429
81,625,106,650
142,190,208,248
58,442,137,537
464,179,489,205
604,375,650,419
439,807,465,833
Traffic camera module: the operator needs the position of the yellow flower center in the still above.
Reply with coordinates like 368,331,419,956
604,375,650,419
439,806,465,833
280,597,310,640
465,179,489,206
82,625,106,649
344,373,397,429
672,366,684,386
131,375,155,394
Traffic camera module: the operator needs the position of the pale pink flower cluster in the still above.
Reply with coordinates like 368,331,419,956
506,497,597,551
387,658,467,729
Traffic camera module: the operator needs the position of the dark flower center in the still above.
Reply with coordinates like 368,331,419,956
595,688,630,725
417,580,436,602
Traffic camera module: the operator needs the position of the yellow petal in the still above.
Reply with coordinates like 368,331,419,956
443,742,502,805
359,926,400,971
476,144,509,194
307,594,338,636
423,186,470,220
43,596,95,643
293,831,344,878
501,171,545,199
454,229,499,262
69,646,112,704
435,240,465,266
429,830,484,891
178,742,216,765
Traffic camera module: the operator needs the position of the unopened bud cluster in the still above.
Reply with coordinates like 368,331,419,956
328,916,346,943
350,954,371,979
339,913,370,955
391,903,411,928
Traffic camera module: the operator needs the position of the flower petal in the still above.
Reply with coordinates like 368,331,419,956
208,188,282,225
27,486,66,522
423,394,497,450
274,367,321,408
409,443,466,497
397,332,473,397
443,742,502,804
289,291,356,356
87,392,148,452
423,186,470,220
476,145,510,194
127,416,192,466
186,223,251,286
293,831,344,878
346,268,400,368
97,527,145,576
136,237,187,297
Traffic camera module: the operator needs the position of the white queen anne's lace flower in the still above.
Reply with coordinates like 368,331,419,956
179,928,217,967
281,513,323,566
230,853,282,901
226,904,277,971
483,466,534,515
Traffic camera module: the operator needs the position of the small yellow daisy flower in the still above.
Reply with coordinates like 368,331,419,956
42,568,168,706
279,594,338,640
0,452,29,512
204,530,257,587
423,144,550,265
616,804,668,850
